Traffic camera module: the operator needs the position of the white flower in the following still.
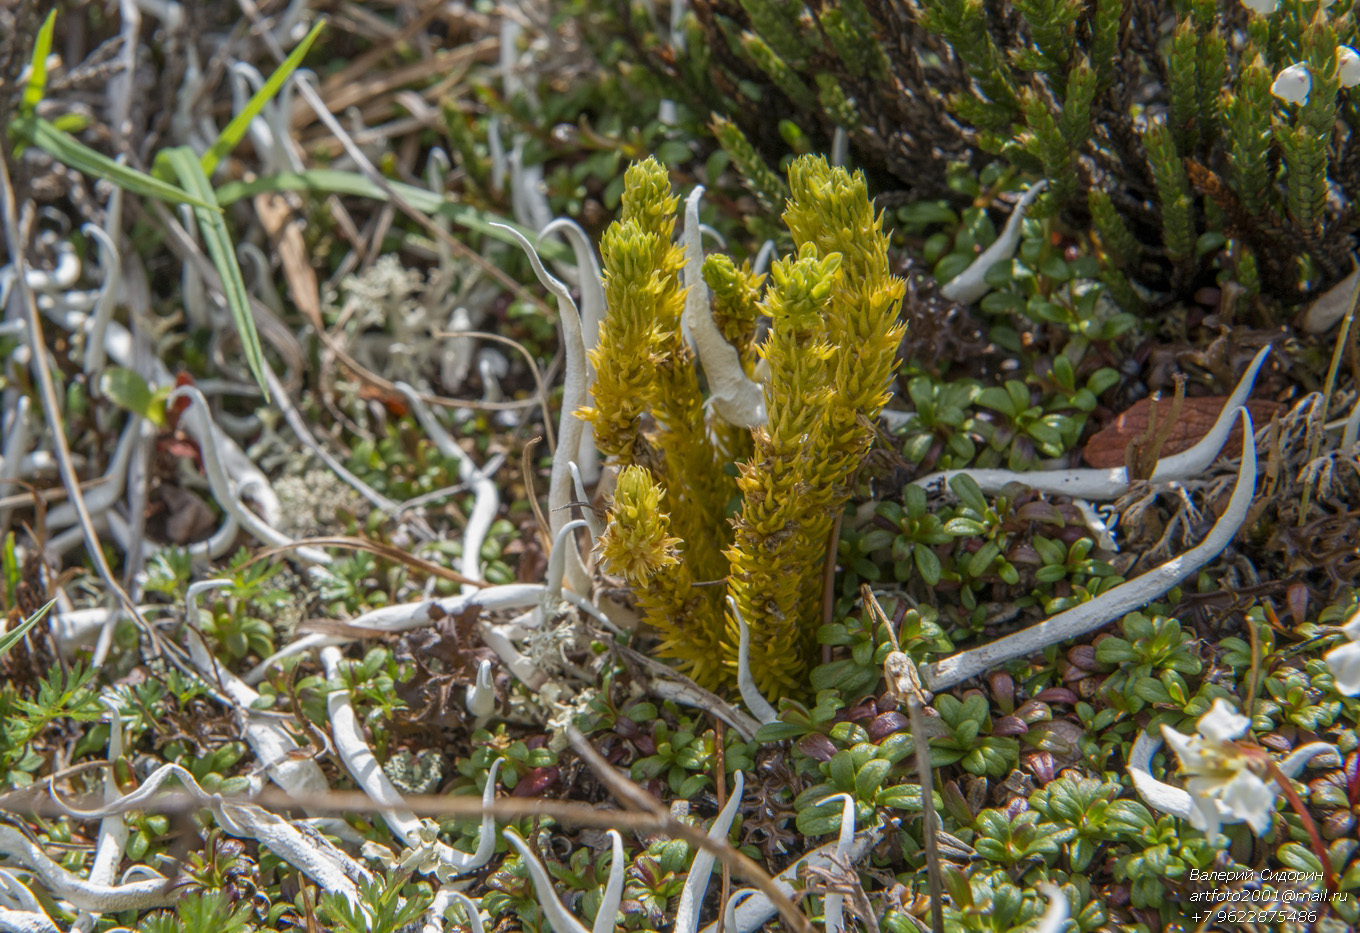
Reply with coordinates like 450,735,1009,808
1272,63,1312,105
1161,699,1275,837
1324,607,1360,695
1339,46,1360,89
1035,884,1069,933
1241,0,1278,13
1194,698,1252,743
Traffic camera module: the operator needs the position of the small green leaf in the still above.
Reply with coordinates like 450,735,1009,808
854,757,892,800
942,517,987,536
99,367,167,427
876,783,925,810
828,749,856,792
1027,421,1065,451
955,720,980,746
898,200,957,227
1039,254,1071,280
975,386,1018,416
968,539,1002,577
942,866,972,908
796,801,844,837
2,533,19,604
1036,565,1070,583
961,695,989,723
676,773,710,798
947,473,990,514
914,545,942,585
22,11,58,116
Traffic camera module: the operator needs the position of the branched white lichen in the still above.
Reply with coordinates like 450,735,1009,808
320,644,501,879
168,386,331,565
273,469,369,538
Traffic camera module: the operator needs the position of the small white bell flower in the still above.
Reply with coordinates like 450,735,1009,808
1272,63,1312,105
1324,607,1360,695
1338,46,1360,89
1241,0,1278,13
1161,699,1276,837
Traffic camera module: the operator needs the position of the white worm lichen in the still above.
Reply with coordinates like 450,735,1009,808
940,181,1048,304
682,187,766,428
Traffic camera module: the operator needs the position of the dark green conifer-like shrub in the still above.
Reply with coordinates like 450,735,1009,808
605,0,1360,306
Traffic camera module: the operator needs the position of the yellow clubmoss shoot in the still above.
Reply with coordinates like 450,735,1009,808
621,157,679,243
725,245,843,697
785,156,906,485
598,467,726,686
589,155,905,698
597,465,681,581
702,253,766,376
620,167,733,642
581,160,735,687
579,219,664,464
723,158,905,697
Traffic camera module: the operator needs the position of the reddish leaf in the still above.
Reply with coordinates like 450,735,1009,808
1082,396,1282,468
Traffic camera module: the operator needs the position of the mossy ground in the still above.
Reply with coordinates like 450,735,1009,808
0,3,1356,933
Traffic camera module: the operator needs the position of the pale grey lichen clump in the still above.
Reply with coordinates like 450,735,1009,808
327,255,489,395
274,469,369,537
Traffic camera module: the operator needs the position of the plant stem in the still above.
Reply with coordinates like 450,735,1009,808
1266,758,1337,901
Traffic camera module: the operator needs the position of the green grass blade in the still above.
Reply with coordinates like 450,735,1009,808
2,533,19,603
200,20,325,178
162,147,271,401
214,169,570,261
216,168,442,208
0,598,56,657
10,116,218,210
21,10,58,115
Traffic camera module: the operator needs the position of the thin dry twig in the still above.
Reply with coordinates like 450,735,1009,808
239,536,492,587
15,779,815,933
907,697,944,933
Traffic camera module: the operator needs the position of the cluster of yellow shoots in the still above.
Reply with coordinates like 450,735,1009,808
586,155,905,698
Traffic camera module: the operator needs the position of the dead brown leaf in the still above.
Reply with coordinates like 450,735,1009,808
1083,396,1282,468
